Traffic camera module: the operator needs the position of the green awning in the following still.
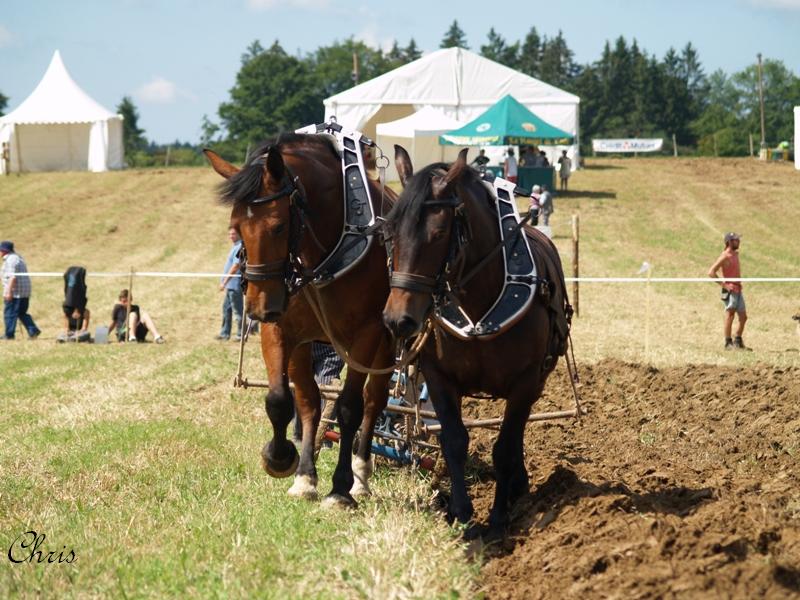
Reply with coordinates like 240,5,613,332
439,94,574,146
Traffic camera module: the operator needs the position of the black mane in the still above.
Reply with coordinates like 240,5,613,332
386,161,493,238
217,134,339,205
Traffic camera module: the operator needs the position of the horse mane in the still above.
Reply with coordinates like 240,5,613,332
217,134,340,205
386,162,494,237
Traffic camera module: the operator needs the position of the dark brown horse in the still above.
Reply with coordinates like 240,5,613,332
383,147,571,537
205,134,395,506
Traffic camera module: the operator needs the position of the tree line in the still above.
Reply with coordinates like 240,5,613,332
2,22,797,165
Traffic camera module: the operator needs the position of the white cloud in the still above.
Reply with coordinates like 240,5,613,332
0,24,13,47
247,0,329,9
134,77,196,104
355,24,394,53
749,0,800,9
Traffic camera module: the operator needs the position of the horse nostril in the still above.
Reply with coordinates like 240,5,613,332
396,315,419,339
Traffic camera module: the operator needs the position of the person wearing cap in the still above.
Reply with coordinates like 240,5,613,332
707,233,749,350
1,241,41,340
529,184,542,215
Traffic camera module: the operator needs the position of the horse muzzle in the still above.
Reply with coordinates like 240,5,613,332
246,286,289,323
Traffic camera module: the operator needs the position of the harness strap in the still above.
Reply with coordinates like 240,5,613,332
390,272,438,295
244,259,286,282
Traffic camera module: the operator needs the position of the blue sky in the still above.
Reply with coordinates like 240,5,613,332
2,0,799,144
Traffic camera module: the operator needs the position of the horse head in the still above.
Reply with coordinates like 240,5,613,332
383,146,471,340
204,146,296,322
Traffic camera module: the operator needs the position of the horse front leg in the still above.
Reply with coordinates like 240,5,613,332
424,364,472,527
486,375,542,540
322,366,367,508
259,324,299,478
286,342,321,499
351,331,393,497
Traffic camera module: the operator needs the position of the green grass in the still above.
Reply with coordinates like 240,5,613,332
1,157,798,597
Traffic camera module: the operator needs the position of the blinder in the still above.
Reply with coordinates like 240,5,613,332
387,194,471,306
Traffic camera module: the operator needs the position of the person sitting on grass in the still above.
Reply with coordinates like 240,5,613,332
57,305,91,343
109,289,165,344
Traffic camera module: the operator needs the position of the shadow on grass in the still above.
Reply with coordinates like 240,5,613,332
557,190,617,200
581,163,625,170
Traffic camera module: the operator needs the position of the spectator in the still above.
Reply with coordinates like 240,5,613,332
539,150,550,167
470,149,490,170
109,289,164,344
217,227,244,342
1,240,41,340
503,147,518,183
58,305,91,343
707,232,749,350
520,146,538,167
529,184,542,216
538,184,554,226
312,342,344,385
557,150,572,192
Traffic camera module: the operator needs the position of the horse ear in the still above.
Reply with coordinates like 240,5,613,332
203,149,240,180
394,145,413,188
432,148,469,198
444,148,469,185
266,148,285,180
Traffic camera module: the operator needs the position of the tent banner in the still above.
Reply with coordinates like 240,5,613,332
592,138,663,153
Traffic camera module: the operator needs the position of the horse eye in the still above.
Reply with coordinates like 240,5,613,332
272,223,286,236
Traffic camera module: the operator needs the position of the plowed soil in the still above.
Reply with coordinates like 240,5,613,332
459,360,800,598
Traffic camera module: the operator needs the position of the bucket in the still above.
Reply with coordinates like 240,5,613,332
94,325,109,344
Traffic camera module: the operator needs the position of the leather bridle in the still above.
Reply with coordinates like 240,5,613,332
237,152,313,295
387,195,471,304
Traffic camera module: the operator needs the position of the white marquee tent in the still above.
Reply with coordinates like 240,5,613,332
324,47,580,172
375,106,466,181
0,50,123,174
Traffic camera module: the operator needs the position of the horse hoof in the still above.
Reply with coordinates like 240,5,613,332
287,475,318,500
350,480,371,497
321,493,357,510
350,455,373,497
261,441,299,478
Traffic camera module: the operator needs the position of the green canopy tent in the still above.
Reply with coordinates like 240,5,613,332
439,94,574,147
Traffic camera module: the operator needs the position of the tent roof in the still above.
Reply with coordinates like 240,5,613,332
440,94,574,146
325,47,580,108
0,50,120,125
375,106,465,137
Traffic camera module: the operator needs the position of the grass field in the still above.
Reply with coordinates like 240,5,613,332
1,157,798,597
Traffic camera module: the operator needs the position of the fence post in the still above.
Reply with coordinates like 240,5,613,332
572,214,579,317
749,133,754,157
672,133,678,157
125,267,135,340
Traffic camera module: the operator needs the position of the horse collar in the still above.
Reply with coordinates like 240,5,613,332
294,121,379,286
433,177,539,340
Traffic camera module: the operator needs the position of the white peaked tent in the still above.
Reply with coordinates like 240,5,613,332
375,107,466,181
0,50,124,173
324,47,580,167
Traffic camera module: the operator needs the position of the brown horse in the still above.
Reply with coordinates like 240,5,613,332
383,147,571,538
205,134,395,506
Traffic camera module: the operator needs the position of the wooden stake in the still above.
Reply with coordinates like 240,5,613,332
749,133,754,157
672,133,678,157
126,267,134,342
572,214,580,317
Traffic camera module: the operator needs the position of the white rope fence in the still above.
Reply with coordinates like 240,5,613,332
14,273,800,283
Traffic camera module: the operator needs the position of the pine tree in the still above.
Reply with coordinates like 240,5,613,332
116,96,147,163
480,28,518,68
440,20,469,49
403,39,422,62
518,26,542,77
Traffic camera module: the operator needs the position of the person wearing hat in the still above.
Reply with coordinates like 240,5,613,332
707,232,749,350
1,240,42,340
